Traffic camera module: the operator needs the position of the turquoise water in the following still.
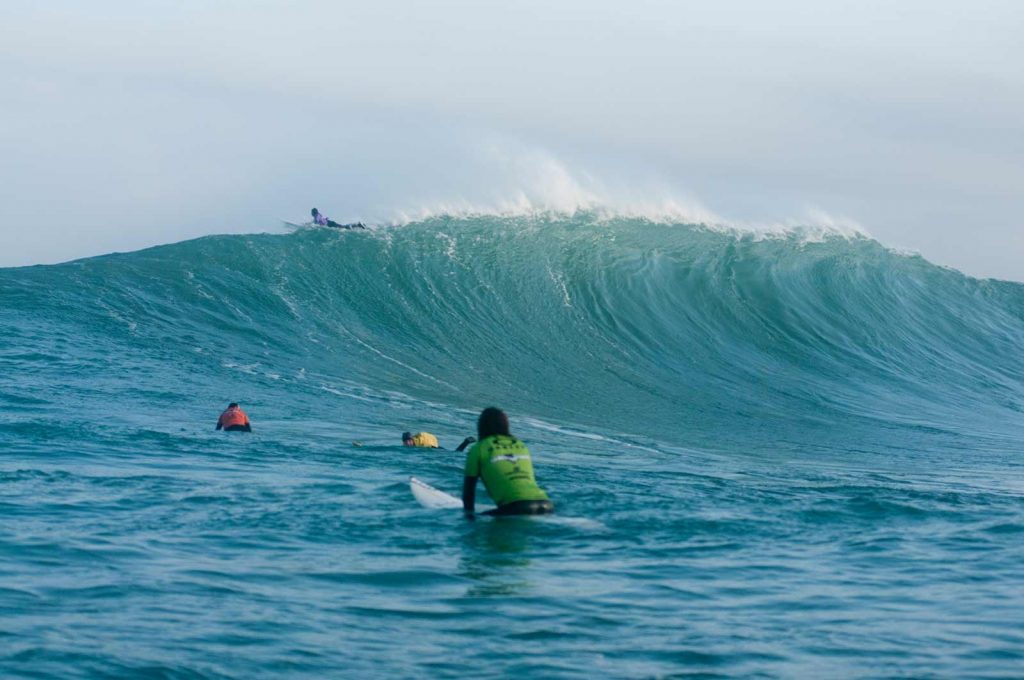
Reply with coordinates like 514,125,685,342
2,214,1023,678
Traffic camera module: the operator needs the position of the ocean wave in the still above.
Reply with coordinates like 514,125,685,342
3,213,1023,454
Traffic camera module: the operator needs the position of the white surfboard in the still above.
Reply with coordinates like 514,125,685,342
409,477,605,529
410,477,463,509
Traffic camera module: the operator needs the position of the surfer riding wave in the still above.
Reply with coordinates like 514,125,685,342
311,208,365,230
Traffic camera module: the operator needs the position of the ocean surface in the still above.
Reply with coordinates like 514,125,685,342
2,214,1023,678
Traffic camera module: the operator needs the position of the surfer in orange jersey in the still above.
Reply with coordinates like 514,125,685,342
216,402,252,432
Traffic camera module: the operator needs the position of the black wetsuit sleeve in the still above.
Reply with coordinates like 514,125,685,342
455,437,475,452
244,423,252,432
216,420,223,431
462,476,477,515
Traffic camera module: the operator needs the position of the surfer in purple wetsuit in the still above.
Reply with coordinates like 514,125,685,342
310,208,366,230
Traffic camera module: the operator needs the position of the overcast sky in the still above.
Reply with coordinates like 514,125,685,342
2,0,1022,279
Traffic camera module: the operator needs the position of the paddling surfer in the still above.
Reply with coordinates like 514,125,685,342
462,407,553,516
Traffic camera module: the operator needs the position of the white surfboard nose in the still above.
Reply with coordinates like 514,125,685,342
409,477,463,509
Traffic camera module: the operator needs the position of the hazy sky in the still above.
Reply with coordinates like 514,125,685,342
2,0,1022,279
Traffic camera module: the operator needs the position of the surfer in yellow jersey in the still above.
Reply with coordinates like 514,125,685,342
462,407,553,516
402,431,475,451
403,431,439,448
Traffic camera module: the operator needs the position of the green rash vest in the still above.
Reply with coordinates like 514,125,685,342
464,435,549,506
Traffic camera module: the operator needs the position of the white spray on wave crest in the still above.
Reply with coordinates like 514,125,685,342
384,140,868,242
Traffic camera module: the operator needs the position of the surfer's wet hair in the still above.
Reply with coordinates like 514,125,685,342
477,407,510,440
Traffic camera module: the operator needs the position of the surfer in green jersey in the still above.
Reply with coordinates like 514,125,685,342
462,407,553,516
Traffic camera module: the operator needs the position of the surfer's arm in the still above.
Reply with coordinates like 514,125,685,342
455,437,475,452
215,418,223,431
462,476,477,514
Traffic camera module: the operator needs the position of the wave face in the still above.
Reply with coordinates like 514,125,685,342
6,214,1023,453
3,214,1024,677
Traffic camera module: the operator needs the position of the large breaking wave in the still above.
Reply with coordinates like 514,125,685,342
4,212,1023,458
